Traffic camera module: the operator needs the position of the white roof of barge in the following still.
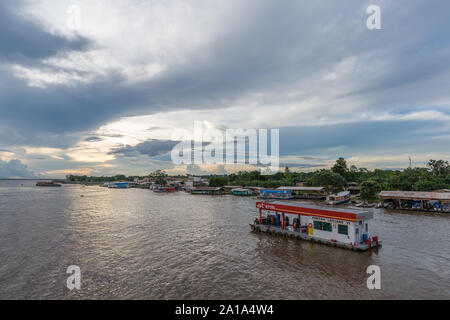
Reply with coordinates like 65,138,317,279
277,186,325,191
261,201,373,220
267,201,371,215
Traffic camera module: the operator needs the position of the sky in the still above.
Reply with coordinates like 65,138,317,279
0,0,450,178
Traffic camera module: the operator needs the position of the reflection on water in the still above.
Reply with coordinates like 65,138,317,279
0,180,449,299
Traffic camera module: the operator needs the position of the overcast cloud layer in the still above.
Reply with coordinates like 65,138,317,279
0,0,449,178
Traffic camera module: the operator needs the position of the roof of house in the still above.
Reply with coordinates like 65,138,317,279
378,191,450,201
192,187,222,191
277,186,325,191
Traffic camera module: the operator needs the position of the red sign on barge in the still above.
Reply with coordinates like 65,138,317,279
252,202,381,251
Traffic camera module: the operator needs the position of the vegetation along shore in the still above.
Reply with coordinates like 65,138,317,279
65,158,450,202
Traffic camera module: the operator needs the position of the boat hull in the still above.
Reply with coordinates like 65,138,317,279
326,198,351,205
250,223,381,251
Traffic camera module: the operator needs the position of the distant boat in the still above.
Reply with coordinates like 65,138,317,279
36,181,61,187
232,188,253,196
154,187,176,193
191,187,224,195
326,191,351,205
108,182,130,189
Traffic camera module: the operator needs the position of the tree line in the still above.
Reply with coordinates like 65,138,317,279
209,158,450,200
67,158,450,201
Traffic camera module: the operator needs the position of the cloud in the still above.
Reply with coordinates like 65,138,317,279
186,164,227,175
0,1,90,65
111,140,181,158
278,118,450,160
0,159,36,178
1,1,450,137
1,0,450,175
84,136,103,142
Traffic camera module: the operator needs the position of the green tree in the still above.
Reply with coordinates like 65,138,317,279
309,170,347,192
360,180,381,201
390,168,428,191
332,157,348,180
284,167,292,180
209,176,229,187
446,174,450,184
413,178,448,192
427,159,450,177
150,170,168,185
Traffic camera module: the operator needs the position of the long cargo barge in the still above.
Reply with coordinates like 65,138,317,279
251,201,381,251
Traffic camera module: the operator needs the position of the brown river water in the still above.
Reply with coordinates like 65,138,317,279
0,180,449,299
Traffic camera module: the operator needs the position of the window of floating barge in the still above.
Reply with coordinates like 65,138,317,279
338,224,348,235
314,221,332,232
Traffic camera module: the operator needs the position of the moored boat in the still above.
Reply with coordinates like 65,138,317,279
232,188,253,196
36,181,61,187
326,191,351,205
191,187,224,195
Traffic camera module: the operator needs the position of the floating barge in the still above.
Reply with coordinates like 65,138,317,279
277,186,326,200
259,189,293,200
251,201,381,251
191,187,224,195
379,191,450,212
107,182,130,189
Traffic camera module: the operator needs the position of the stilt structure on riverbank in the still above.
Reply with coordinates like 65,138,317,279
379,191,450,212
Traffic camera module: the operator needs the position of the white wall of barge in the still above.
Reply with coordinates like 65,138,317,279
252,224,375,251
261,211,373,247
302,216,356,244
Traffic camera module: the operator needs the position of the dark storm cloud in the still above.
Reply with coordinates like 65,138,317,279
84,136,103,142
0,124,83,149
111,139,214,158
146,127,166,131
0,1,90,65
111,140,181,158
279,163,325,169
0,159,36,178
279,118,450,156
0,0,450,152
